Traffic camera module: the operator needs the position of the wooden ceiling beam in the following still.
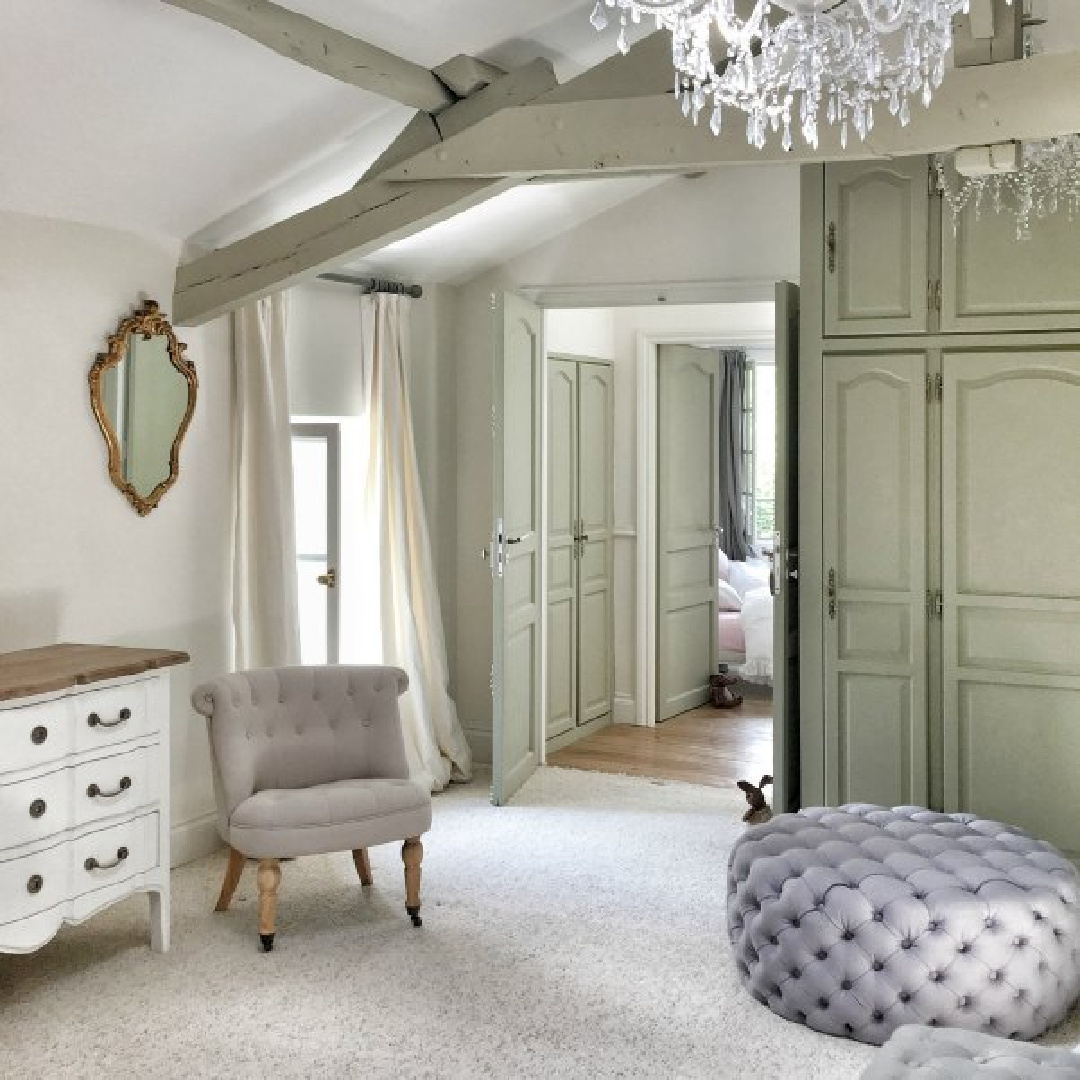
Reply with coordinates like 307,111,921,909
161,0,456,112
382,49,1080,179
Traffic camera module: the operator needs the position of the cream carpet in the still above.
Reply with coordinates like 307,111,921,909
2,768,1076,1079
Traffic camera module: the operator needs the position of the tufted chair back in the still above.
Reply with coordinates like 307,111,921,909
192,665,411,825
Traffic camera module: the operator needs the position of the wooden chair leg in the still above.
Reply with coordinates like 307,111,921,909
402,837,423,928
352,848,373,886
256,858,282,952
214,847,246,913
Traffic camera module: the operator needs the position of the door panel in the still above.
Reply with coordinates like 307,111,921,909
773,282,800,812
823,352,928,805
941,349,1080,858
824,159,930,337
657,346,720,722
577,362,614,725
492,293,543,805
941,199,1080,333
546,359,577,740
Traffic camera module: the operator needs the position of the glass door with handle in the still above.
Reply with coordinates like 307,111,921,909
291,423,341,664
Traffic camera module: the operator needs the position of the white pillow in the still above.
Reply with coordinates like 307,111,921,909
717,579,743,611
729,558,771,600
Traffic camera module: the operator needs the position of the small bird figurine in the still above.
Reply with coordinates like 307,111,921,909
737,775,773,824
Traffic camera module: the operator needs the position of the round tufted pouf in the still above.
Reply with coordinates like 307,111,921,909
727,805,1080,1046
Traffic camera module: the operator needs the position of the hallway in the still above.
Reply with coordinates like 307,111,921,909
547,694,773,790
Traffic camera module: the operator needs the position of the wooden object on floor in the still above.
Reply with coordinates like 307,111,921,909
548,698,773,790
402,837,423,927
257,858,281,952
215,847,246,912
351,848,373,887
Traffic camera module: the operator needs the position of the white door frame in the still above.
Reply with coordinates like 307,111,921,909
635,330,774,728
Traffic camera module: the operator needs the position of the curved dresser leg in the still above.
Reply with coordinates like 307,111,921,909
149,888,170,953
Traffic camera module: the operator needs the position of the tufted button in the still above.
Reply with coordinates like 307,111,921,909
872,1010,884,1022
873,911,884,922
899,992,912,1004
790,968,801,980
791,918,800,929
817,997,829,1010
872,960,884,972
985,916,997,930
957,942,969,953
913,891,926,900
769,936,779,947
816,949,828,961
842,930,855,941
927,920,940,932
840,980,852,991
931,971,943,982
990,970,1003,983
901,939,914,950
844,1023,854,1034
1015,936,1028,948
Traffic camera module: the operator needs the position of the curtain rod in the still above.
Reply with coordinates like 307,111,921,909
316,272,423,298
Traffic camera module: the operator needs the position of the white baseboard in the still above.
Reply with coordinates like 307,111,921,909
614,694,639,725
171,810,222,867
463,726,493,766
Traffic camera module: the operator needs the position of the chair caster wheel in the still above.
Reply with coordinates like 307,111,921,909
260,933,275,952
407,906,422,928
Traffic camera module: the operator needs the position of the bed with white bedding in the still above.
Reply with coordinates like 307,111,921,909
717,554,774,683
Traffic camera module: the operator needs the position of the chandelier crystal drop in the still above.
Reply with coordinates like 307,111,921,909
590,0,999,150
936,136,1080,240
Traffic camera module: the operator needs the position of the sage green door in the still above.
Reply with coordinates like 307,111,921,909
576,361,614,726
656,345,721,723
546,358,578,740
491,292,543,806
772,282,800,812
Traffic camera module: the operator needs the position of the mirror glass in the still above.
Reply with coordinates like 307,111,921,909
90,301,196,516
102,333,191,498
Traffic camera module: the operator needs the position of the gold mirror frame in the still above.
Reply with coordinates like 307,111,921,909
89,300,197,517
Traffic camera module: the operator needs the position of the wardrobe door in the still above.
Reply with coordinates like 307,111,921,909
824,159,931,337
546,359,578,740
823,352,929,806
576,362,615,726
941,195,1080,333
942,349,1080,859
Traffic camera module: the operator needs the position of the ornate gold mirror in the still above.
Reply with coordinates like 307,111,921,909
89,300,197,516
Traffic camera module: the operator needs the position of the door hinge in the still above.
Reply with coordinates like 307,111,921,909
826,568,837,620
826,222,837,274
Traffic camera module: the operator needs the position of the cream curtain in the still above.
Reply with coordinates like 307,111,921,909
359,293,472,791
231,292,301,671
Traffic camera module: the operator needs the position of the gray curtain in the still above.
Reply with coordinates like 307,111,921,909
718,348,750,561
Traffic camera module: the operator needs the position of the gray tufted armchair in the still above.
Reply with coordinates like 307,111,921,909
191,665,431,952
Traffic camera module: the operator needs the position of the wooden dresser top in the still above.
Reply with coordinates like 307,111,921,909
0,644,190,702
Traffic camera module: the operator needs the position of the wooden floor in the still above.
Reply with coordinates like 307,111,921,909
547,695,773,791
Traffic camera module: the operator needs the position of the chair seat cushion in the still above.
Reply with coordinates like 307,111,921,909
228,778,432,858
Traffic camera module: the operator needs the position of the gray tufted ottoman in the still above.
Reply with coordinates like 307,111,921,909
727,805,1080,1045
861,1025,1080,1078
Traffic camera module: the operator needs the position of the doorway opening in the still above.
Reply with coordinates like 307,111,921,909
535,302,782,792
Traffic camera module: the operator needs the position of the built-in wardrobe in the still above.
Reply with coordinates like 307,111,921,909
546,355,614,749
801,156,1080,859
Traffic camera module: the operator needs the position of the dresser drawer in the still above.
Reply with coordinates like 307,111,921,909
72,682,154,752
73,814,159,899
0,840,71,926
0,768,74,851
0,697,74,775
74,746,159,828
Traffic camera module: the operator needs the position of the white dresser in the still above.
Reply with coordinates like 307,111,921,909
0,644,188,954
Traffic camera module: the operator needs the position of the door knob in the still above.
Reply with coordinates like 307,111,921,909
317,568,337,589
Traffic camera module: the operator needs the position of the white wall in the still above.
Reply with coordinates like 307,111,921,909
448,165,800,760
0,211,233,863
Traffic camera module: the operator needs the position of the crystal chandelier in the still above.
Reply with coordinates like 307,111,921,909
936,136,1080,239
590,1,991,150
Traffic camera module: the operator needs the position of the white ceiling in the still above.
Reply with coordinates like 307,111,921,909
0,0,1076,280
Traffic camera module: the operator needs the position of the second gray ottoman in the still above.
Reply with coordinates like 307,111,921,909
727,805,1080,1045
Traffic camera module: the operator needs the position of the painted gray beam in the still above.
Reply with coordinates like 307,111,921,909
162,0,455,112
172,177,514,326
383,50,1080,179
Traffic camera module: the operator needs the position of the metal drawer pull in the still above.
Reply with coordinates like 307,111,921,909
31,725,48,745
84,847,129,872
27,874,44,895
87,707,131,729
29,798,47,819
87,777,132,799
